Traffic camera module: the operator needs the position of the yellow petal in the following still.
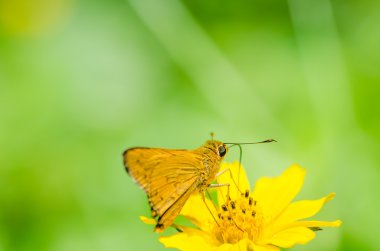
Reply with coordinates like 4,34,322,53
180,193,216,231
139,215,156,225
252,244,281,251
217,162,250,204
216,238,251,251
174,225,212,236
268,193,335,233
252,164,305,223
159,232,214,251
289,220,342,228
229,238,250,251
215,243,234,251
267,227,316,248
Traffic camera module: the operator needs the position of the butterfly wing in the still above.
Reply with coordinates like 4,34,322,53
123,147,202,231
154,178,198,232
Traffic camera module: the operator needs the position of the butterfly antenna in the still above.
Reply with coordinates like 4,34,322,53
226,139,276,196
237,144,243,196
225,139,276,145
210,132,215,140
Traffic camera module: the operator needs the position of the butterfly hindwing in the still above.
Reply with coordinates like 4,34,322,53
155,180,198,232
124,147,202,229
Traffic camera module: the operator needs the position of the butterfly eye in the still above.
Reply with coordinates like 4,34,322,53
218,145,226,157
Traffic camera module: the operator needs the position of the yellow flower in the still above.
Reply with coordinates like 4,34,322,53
142,162,342,251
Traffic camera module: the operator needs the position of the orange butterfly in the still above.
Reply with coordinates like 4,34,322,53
123,139,228,232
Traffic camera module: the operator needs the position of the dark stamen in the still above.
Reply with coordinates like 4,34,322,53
245,190,249,198
230,201,236,209
249,197,253,206
222,205,228,211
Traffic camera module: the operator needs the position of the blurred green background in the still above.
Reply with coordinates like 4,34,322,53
1,0,379,250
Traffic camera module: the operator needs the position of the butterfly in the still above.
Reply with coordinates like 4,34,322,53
123,139,228,232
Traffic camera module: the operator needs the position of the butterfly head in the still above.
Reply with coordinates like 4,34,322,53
204,140,228,159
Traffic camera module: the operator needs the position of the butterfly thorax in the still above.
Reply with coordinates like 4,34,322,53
194,140,228,190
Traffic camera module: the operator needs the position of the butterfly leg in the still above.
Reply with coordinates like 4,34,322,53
201,191,220,227
207,183,231,209
208,183,230,202
215,167,229,177
208,183,229,188
205,184,229,209
215,168,243,194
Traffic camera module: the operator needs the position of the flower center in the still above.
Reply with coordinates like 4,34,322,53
212,190,264,244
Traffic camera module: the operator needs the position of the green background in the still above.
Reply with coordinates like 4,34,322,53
1,0,379,250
